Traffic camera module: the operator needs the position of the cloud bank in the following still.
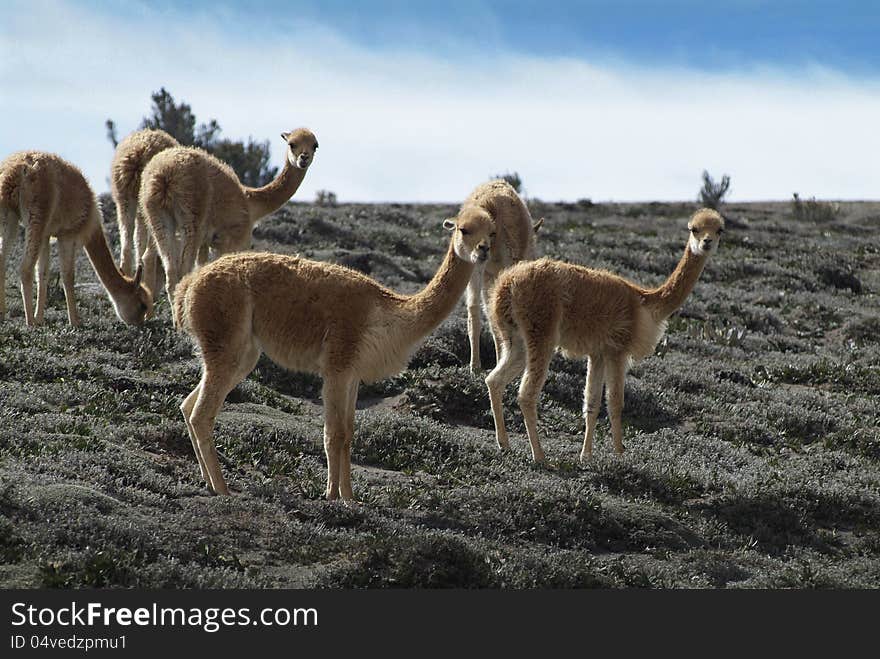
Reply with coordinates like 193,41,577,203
2,1,878,202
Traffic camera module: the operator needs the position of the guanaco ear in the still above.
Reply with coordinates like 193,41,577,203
533,217,545,234
443,218,456,231
281,132,291,142
133,264,143,286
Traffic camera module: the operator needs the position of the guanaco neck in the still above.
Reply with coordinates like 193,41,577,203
641,244,709,320
243,159,307,220
402,242,475,340
82,214,134,298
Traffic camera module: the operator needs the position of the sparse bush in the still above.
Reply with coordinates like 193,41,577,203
684,319,747,347
39,550,140,588
494,550,613,588
104,119,119,148
404,366,496,429
0,518,25,563
768,359,880,395
209,137,278,188
315,189,338,206
844,316,880,344
698,170,731,209
317,532,497,588
791,193,839,223
816,264,862,293
353,410,485,475
253,355,322,398
587,448,705,505
437,483,701,553
106,88,278,186
492,171,523,194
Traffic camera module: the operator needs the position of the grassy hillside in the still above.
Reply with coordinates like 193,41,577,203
1,197,878,588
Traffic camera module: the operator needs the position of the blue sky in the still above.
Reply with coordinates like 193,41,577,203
2,1,878,201
123,1,880,72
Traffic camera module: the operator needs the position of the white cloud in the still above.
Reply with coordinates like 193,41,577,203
2,1,878,202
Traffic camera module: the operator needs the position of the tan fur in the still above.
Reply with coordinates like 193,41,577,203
0,151,153,326
485,208,725,462
140,128,318,308
173,212,493,500
110,129,179,276
453,180,541,372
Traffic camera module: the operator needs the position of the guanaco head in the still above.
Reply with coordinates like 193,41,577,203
114,264,154,325
688,208,725,256
281,128,318,169
443,207,494,264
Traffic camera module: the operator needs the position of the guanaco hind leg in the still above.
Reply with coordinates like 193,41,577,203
485,335,526,451
57,238,80,326
117,198,137,276
604,355,628,454
337,379,360,501
19,216,46,326
182,340,260,494
517,337,554,463
580,354,606,461
0,210,18,318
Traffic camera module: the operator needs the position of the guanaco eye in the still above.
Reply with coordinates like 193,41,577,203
490,232,497,238
718,228,725,234
690,228,698,234
459,228,470,236
314,143,319,150
290,143,297,149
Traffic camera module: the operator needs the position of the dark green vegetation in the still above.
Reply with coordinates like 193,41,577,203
699,170,731,209
1,197,879,588
106,88,277,187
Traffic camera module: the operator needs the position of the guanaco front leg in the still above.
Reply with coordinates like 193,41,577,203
322,377,353,500
479,272,503,368
466,270,483,373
